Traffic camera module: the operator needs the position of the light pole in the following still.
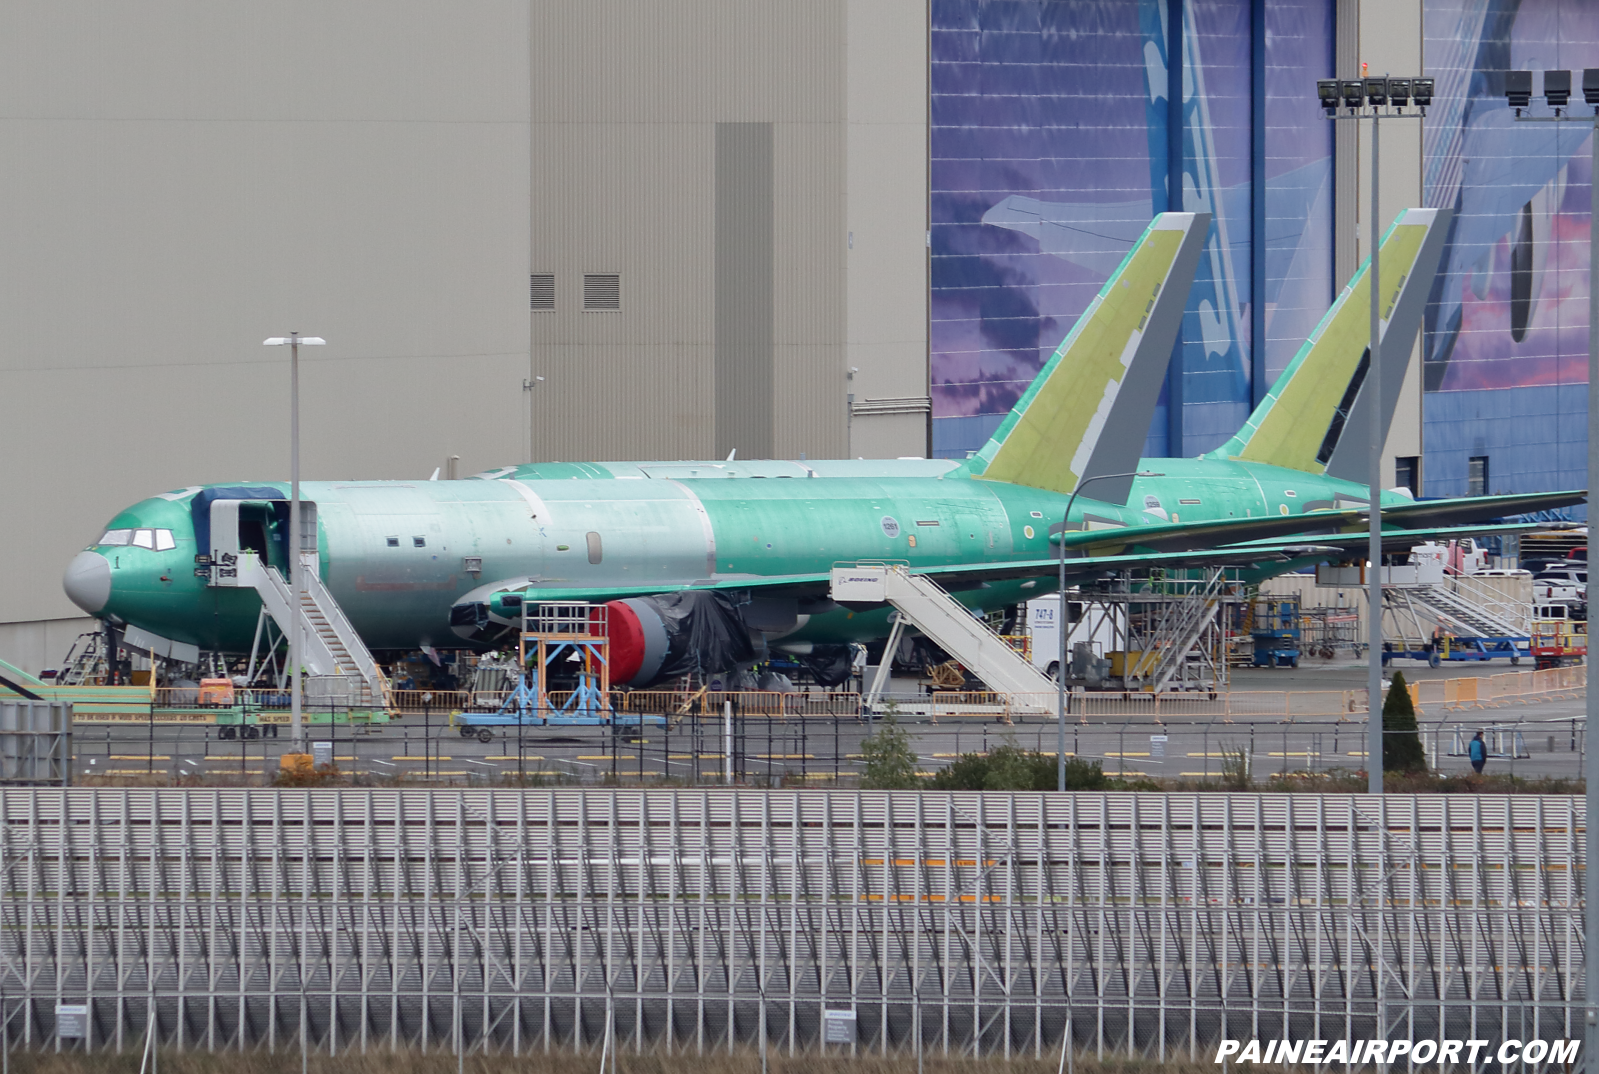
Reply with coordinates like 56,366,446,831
1316,74,1430,794
523,375,544,464
1501,65,1599,1072
264,333,325,754
1055,470,1163,792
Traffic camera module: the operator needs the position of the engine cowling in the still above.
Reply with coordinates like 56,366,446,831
601,591,755,687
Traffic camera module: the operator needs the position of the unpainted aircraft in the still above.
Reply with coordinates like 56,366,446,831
61,210,1581,686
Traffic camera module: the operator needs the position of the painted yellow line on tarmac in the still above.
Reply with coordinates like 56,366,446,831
1105,751,1151,758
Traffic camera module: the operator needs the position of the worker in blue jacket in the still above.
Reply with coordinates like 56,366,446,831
1468,731,1487,775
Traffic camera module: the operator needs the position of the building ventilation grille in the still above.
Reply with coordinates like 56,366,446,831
850,396,932,416
530,274,555,311
583,274,621,311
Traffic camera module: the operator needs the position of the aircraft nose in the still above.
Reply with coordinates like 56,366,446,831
63,550,112,615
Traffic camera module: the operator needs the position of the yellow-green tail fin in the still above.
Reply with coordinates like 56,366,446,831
1207,206,1451,477
958,212,1209,501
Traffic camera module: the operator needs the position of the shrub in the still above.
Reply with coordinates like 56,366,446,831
929,744,1111,791
860,711,922,789
1382,671,1427,772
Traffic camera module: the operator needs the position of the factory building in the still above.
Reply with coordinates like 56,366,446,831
0,0,1583,671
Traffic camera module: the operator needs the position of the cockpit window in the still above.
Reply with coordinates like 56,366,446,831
101,528,175,549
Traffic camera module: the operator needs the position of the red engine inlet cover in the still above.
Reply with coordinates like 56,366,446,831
602,600,647,684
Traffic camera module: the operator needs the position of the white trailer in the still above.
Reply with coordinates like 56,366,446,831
1025,595,1124,678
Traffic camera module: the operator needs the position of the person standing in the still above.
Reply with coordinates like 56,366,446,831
1468,731,1487,775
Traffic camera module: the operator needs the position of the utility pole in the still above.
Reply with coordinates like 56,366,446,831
264,333,326,754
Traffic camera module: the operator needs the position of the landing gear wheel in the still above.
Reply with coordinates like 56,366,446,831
477,729,494,744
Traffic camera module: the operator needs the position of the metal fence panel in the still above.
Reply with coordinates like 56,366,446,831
0,788,1582,1059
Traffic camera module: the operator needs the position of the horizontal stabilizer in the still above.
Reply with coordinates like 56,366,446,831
961,212,1209,501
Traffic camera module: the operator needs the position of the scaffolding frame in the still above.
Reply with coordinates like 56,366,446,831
1065,570,1242,693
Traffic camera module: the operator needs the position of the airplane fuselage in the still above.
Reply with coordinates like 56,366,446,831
70,457,1394,655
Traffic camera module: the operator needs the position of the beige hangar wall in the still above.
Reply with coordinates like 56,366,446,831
0,1,534,663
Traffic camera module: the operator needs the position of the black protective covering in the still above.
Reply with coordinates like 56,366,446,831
799,644,855,687
645,591,757,682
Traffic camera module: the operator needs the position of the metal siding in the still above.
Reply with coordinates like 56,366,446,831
530,0,848,465
716,122,776,460
0,1,533,626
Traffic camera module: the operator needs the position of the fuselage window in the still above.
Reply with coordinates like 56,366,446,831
386,536,399,547
132,529,155,549
100,529,133,546
413,536,426,548
586,531,603,564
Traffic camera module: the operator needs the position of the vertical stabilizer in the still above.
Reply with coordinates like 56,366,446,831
1207,207,1451,477
960,212,1209,501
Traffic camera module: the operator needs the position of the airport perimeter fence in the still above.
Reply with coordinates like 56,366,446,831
115,663,1587,728
70,702,1593,786
0,788,1585,1062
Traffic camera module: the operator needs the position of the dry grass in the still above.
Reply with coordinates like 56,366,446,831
8,1046,1240,1074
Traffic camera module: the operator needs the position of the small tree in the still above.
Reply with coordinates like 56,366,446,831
1382,670,1428,772
860,711,921,789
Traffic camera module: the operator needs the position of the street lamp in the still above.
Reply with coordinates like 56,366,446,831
1500,66,1599,1069
1054,470,1163,792
523,375,545,464
1316,74,1427,796
263,332,325,754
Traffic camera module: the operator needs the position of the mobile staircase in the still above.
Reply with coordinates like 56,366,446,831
1135,568,1230,692
831,564,1057,712
229,552,394,712
1382,564,1530,665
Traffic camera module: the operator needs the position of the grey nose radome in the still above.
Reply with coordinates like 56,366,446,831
63,550,112,615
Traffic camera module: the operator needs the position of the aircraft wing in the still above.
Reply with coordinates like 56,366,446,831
494,544,1334,607
1379,491,1586,529
1052,491,1585,559
1225,521,1569,556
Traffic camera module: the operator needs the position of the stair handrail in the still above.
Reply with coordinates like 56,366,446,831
299,557,394,711
1446,572,1531,634
1147,568,1226,692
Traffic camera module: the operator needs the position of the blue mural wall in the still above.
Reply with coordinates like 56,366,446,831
929,0,1335,462
1422,0,1597,507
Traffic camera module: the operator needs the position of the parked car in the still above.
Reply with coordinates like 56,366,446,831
1533,567,1587,606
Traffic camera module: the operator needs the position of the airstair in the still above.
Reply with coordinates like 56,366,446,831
1382,565,1529,654
831,564,1057,711
1139,568,1227,692
232,552,393,710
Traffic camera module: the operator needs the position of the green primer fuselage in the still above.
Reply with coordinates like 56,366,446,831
85,457,1392,654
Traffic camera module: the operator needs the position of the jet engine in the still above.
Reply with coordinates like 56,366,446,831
605,592,755,686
